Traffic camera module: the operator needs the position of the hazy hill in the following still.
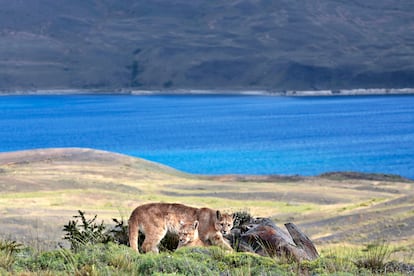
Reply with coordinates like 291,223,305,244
1,148,413,252
1,1,414,92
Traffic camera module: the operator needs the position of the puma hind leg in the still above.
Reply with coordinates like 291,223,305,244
141,226,168,253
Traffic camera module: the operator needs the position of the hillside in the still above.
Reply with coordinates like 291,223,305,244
0,148,413,254
1,1,414,92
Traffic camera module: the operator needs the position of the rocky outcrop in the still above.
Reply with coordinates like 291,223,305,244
228,216,319,262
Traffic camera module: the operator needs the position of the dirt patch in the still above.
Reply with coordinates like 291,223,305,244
205,174,305,182
0,216,66,248
319,171,413,182
300,198,414,244
162,191,348,204
352,185,401,194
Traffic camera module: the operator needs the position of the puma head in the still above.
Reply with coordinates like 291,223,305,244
178,220,199,245
215,211,234,235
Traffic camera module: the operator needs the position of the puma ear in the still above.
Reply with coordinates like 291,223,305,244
193,220,199,229
216,210,222,220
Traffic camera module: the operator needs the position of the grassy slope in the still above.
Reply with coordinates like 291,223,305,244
0,148,413,253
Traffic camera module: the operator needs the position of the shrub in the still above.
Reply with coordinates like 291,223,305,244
108,217,129,245
0,240,22,270
62,210,109,251
0,240,22,255
232,210,253,228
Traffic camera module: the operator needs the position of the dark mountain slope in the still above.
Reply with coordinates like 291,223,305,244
1,0,413,91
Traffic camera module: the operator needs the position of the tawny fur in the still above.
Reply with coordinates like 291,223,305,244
176,220,208,248
128,202,233,253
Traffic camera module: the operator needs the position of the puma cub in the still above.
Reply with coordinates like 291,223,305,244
128,202,234,253
177,220,206,248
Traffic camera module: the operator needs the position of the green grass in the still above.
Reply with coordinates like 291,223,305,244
338,198,386,212
4,243,291,275
2,241,412,275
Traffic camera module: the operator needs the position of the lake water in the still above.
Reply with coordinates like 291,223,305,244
0,94,413,179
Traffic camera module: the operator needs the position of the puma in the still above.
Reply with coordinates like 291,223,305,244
177,220,206,248
128,202,234,253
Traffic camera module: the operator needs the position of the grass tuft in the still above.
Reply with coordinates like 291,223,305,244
354,241,393,273
0,240,22,271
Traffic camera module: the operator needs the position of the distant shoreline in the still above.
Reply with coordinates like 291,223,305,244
1,87,414,96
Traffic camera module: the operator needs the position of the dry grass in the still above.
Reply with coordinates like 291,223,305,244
1,148,413,260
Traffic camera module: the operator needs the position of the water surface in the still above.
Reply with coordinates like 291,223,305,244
0,94,413,179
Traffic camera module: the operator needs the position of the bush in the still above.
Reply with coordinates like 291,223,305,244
62,210,109,251
62,210,131,251
0,240,22,270
232,210,253,228
108,217,129,245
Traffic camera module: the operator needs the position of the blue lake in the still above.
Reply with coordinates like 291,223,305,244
0,94,413,179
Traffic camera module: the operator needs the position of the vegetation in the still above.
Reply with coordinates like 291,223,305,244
1,211,413,275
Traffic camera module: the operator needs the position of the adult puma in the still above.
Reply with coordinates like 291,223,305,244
176,220,206,248
128,202,234,253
